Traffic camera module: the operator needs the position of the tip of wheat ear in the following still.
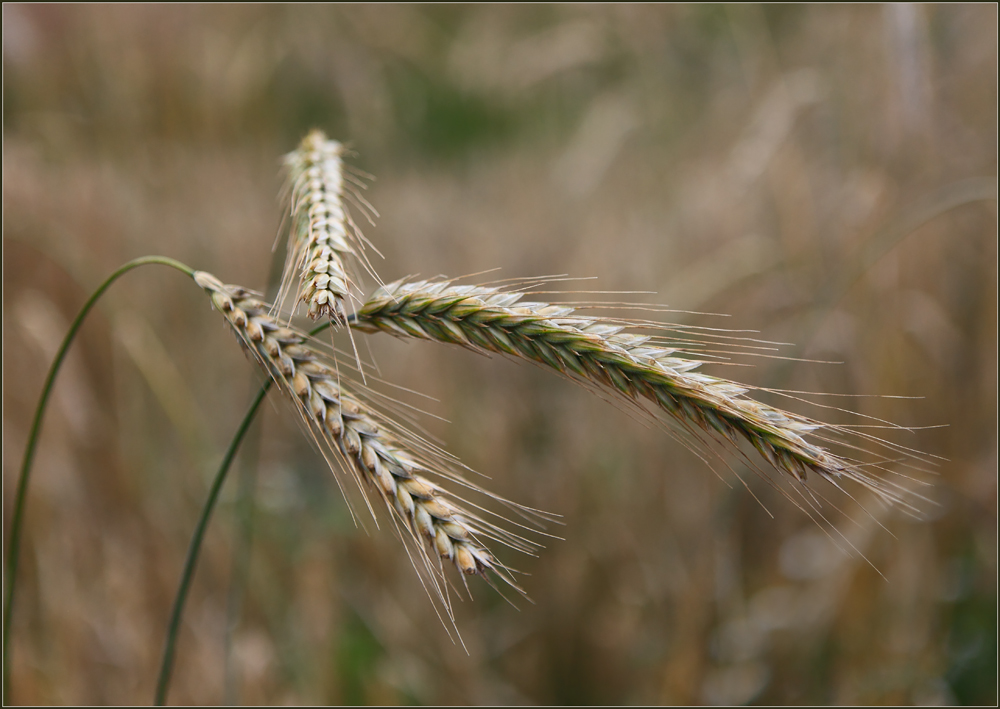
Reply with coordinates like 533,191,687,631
355,278,926,511
278,130,372,326
193,271,536,594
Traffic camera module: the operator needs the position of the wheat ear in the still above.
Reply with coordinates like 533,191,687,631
277,130,377,324
354,278,921,508
194,271,537,597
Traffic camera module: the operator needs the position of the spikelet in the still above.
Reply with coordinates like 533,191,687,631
277,130,378,324
355,278,929,513
194,271,543,608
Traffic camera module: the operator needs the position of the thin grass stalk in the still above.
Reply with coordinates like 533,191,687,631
221,417,260,707
154,379,273,706
154,313,335,706
3,256,196,704
222,230,292,705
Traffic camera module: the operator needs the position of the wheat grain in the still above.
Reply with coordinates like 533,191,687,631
354,277,924,510
277,130,377,324
194,270,539,604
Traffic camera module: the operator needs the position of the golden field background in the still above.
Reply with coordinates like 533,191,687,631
3,5,996,705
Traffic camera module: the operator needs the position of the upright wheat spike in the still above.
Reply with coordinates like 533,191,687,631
354,278,924,510
278,130,378,324
194,271,540,605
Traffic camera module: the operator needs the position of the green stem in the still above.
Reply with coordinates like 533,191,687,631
154,320,332,706
223,236,289,705
154,380,272,706
3,256,196,704
222,384,263,706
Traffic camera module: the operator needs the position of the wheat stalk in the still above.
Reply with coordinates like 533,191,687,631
354,277,924,510
277,129,379,324
194,270,541,606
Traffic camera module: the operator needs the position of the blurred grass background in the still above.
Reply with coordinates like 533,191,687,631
2,4,996,705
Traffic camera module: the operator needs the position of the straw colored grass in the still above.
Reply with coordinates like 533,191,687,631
194,270,545,610
354,277,930,515
277,130,380,324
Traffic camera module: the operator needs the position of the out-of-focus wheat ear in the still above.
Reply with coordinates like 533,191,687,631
354,278,934,514
193,271,542,610
276,130,382,327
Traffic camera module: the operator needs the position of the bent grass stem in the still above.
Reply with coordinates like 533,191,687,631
4,256,196,703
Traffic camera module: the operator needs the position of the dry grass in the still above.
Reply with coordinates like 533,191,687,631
277,130,379,324
195,270,548,620
3,4,995,705
355,277,934,526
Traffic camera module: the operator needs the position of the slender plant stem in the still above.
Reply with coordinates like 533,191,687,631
155,320,331,706
154,380,272,706
222,388,263,706
223,233,289,705
3,255,195,704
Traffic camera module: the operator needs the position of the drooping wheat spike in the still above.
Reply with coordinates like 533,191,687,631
354,278,924,509
194,271,539,602
277,130,379,324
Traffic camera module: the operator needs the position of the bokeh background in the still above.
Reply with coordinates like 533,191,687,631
3,4,996,705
